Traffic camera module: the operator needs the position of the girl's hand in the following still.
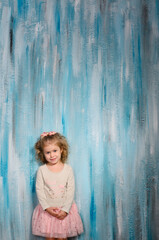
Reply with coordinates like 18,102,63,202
56,210,68,220
45,207,60,217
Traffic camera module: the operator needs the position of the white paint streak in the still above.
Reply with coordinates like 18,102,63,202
8,134,32,238
152,101,158,133
15,24,25,67
74,0,80,11
72,29,82,76
110,111,117,142
116,197,123,237
53,45,58,79
124,19,131,81
89,64,101,144
13,0,18,14
45,0,56,36
125,19,131,42
35,22,43,38
1,7,11,74
129,105,137,142
98,48,102,73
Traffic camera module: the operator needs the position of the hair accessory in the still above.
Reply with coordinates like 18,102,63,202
40,131,56,138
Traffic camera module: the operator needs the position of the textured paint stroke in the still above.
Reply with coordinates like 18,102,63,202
0,0,159,239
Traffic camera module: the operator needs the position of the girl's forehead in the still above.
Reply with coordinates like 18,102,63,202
43,140,59,148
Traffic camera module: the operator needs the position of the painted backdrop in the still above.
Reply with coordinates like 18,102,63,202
0,0,159,239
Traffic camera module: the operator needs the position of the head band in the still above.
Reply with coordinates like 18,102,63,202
40,131,56,139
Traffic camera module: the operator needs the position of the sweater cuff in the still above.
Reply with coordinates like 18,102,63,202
40,203,50,211
61,204,73,213
61,207,69,214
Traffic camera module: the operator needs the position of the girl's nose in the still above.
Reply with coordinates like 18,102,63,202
50,152,54,157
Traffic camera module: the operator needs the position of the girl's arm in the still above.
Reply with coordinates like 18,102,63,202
36,168,50,210
55,167,75,220
61,166,75,214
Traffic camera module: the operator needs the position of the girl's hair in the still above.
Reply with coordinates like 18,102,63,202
35,132,69,164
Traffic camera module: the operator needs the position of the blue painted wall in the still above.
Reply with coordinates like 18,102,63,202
0,0,159,239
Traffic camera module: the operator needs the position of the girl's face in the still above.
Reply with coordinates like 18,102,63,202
43,142,62,166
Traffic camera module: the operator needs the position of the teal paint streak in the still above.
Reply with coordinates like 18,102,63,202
55,2,61,34
1,132,9,209
89,155,96,239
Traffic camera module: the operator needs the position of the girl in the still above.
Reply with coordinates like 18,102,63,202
32,131,83,240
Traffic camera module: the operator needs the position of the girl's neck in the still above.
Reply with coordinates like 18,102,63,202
46,161,64,173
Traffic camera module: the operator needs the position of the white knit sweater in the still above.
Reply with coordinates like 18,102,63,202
36,164,75,213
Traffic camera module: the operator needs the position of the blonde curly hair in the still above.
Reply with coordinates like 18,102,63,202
35,132,69,164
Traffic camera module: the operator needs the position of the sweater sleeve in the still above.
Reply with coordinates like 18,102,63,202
61,167,75,213
36,168,50,210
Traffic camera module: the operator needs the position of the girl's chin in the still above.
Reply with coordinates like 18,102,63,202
48,160,58,165
50,160,57,163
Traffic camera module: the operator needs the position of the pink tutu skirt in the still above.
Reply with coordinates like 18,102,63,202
32,203,83,238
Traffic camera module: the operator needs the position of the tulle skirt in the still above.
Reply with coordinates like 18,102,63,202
32,203,83,238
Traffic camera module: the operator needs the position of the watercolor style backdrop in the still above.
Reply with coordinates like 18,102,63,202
0,0,159,239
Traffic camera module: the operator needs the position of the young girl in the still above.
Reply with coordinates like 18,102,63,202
32,131,83,240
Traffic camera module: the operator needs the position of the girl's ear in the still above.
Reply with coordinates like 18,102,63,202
60,148,63,153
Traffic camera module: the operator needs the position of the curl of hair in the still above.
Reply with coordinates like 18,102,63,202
34,133,69,164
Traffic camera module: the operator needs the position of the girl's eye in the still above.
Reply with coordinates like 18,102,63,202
53,150,57,152
46,152,50,154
